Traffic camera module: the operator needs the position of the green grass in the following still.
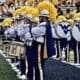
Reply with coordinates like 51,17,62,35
0,54,19,80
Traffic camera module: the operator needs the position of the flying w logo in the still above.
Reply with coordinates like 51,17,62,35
59,24,70,34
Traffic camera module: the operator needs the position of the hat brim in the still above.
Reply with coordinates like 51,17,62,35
15,17,20,20
39,15,49,18
23,17,32,21
31,20,38,23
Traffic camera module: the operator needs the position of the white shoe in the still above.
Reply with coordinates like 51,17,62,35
9,62,12,65
17,71,21,75
75,65,80,68
55,57,61,60
11,63,18,68
51,55,56,59
15,62,20,66
11,65,17,71
16,74,20,77
16,71,21,77
62,61,67,63
11,64,15,67
11,63,16,66
18,75,27,80
6,59,11,63
70,63,80,66
16,72,21,77
15,69,20,73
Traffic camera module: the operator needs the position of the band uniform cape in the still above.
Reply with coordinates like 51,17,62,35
44,22,55,58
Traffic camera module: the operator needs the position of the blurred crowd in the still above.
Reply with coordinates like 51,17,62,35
0,0,80,18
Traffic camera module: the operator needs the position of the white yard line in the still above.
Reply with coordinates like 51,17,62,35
0,49,6,57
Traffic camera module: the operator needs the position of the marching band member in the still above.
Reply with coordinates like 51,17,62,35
15,14,33,80
14,7,39,79
56,16,71,61
67,19,74,62
3,19,17,66
37,1,57,71
39,10,56,69
3,18,13,41
71,13,80,63
19,14,32,42
4,22,16,39
15,16,27,79
4,18,19,68
4,17,20,40
51,22,60,58
4,16,26,79
25,17,42,80
38,2,58,80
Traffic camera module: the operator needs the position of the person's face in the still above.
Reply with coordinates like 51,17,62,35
18,18,23,23
15,21,17,25
21,19,24,23
12,22,15,26
32,22,37,27
24,18,30,24
16,19,19,24
39,16,43,22
23,18,27,23
39,16,48,22
43,17,48,22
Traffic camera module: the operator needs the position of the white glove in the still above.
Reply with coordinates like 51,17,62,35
26,38,33,46
35,36,44,43
25,32,32,40
66,32,71,41
67,36,71,41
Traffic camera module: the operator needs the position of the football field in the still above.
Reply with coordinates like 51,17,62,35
0,53,19,80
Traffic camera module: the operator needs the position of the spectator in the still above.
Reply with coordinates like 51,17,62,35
76,2,80,12
58,8,63,15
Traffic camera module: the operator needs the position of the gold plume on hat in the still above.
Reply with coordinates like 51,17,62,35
57,16,66,22
3,18,12,26
68,19,74,24
12,9,21,17
37,1,57,22
32,8,39,18
74,13,80,19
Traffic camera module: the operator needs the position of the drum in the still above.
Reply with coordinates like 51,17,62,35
8,41,25,57
72,23,80,42
0,35,4,49
3,40,12,56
